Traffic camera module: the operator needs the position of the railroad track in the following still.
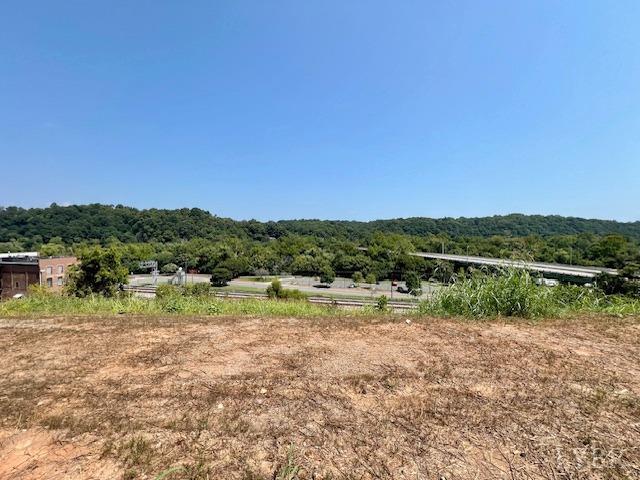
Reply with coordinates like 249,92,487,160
122,285,418,311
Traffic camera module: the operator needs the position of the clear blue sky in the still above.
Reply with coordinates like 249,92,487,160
1,1,639,221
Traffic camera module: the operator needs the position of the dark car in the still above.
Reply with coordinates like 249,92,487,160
396,286,410,294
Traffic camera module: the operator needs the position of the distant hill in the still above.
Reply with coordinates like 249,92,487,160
1,204,639,244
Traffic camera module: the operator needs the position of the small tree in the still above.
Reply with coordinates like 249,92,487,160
352,271,364,284
210,267,233,287
405,271,422,296
319,266,335,285
266,279,307,300
67,247,128,297
376,295,389,311
266,279,283,298
365,273,377,285
161,263,179,274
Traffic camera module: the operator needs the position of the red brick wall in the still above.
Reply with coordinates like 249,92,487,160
0,264,40,299
38,257,77,292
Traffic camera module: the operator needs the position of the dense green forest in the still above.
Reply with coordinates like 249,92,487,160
1,204,639,281
2,204,640,243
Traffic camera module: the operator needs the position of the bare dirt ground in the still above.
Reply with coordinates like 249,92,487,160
1,315,639,480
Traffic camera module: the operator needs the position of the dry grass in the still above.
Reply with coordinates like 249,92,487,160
0,314,639,479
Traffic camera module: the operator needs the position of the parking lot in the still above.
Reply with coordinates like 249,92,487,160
128,274,437,300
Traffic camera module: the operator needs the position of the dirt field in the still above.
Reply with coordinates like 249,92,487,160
1,315,639,480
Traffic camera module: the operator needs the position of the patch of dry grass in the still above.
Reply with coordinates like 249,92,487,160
0,314,639,479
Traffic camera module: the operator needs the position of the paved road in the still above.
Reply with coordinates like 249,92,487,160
128,274,436,300
231,278,436,300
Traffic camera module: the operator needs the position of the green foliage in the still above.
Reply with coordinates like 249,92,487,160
210,267,233,287
184,282,211,296
404,271,422,295
155,284,179,299
160,263,178,274
376,295,389,311
419,269,640,318
2,281,640,319
421,269,553,318
266,279,307,300
352,271,364,284
596,272,639,297
2,205,640,293
319,265,335,284
39,237,68,257
275,445,301,480
0,289,349,318
67,247,128,297
3,205,640,245
266,279,283,298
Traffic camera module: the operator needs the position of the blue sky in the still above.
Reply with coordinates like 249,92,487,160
1,1,639,221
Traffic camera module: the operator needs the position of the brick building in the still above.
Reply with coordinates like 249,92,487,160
0,253,77,299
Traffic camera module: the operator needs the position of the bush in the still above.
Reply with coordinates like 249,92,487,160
266,279,283,298
155,284,179,299
404,271,422,295
279,289,307,300
420,269,553,318
365,273,377,285
376,295,389,311
210,267,233,287
319,266,335,285
266,279,307,301
161,263,179,274
184,282,211,296
67,247,128,297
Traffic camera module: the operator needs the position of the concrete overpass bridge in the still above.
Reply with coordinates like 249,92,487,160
409,252,617,280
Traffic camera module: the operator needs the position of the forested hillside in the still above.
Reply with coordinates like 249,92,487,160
2,204,640,244
1,204,638,276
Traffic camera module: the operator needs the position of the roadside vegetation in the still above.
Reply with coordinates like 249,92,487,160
2,206,640,287
421,269,640,318
0,286,353,318
2,225,639,319
2,269,639,319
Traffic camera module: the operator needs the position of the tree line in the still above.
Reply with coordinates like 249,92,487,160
1,205,639,282
2,204,640,244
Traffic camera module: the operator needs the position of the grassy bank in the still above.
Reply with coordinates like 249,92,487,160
1,270,639,319
0,294,344,317
420,269,640,318
0,291,370,318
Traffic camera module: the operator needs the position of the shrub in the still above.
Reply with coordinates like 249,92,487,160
266,279,307,301
279,289,307,300
365,273,377,285
376,295,389,311
319,266,335,285
160,263,179,274
210,267,233,287
266,279,283,298
420,269,553,318
155,284,179,299
184,282,211,296
67,247,128,297
404,271,422,295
